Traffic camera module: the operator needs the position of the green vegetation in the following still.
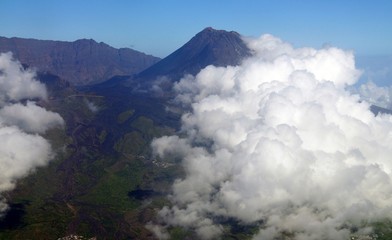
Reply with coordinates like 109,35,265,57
78,157,144,213
114,116,173,156
131,116,156,135
372,220,392,240
168,226,193,240
117,109,135,124
114,131,146,155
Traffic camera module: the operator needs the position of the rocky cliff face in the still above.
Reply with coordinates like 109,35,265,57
0,37,160,85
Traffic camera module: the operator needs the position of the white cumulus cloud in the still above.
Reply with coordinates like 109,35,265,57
0,52,64,215
152,34,392,240
0,101,64,133
0,52,47,105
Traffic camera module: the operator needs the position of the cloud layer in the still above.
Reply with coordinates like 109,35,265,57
0,53,47,105
356,81,392,109
152,35,392,239
0,52,64,215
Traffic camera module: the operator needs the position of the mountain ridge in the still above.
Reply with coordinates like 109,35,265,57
0,36,160,85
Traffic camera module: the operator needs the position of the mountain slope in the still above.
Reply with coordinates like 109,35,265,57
137,27,251,82
0,37,160,85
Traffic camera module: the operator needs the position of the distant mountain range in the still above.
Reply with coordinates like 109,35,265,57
85,27,252,93
0,27,251,88
0,37,160,85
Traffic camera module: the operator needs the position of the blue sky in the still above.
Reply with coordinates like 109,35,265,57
1,0,392,58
